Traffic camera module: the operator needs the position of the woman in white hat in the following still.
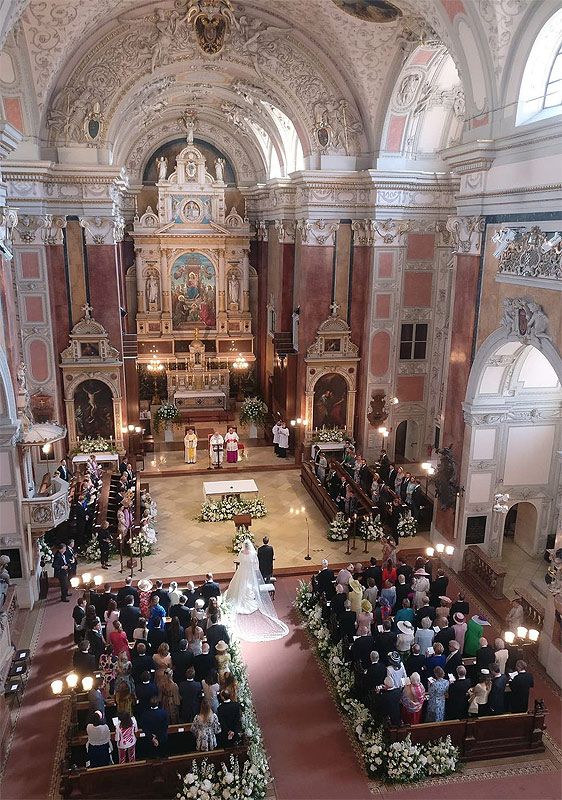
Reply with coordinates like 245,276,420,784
214,640,230,677
396,620,415,657
412,568,430,610
137,579,154,618
452,612,467,651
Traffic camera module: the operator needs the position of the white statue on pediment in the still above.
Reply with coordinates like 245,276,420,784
157,156,167,182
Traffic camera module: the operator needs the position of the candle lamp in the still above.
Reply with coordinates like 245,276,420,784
82,676,94,692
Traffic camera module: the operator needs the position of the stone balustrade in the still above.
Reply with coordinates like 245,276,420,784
462,544,506,600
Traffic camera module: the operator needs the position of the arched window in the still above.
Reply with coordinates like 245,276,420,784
516,9,562,126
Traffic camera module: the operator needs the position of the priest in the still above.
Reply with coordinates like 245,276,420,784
224,426,240,463
209,430,224,468
184,427,198,464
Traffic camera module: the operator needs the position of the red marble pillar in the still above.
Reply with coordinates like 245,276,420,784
349,244,373,452
46,244,70,423
436,252,481,539
253,235,268,399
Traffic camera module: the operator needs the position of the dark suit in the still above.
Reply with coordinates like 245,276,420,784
172,649,194,683
508,671,534,713
169,604,192,628
449,600,470,622
476,645,495,673
257,544,274,580
488,674,508,715
405,653,426,677
155,589,171,612
56,465,71,482
365,661,387,690
119,605,141,640
53,551,69,600
85,629,105,665
444,651,463,675
193,652,215,683
132,653,155,684
199,581,221,605
362,565,382,591
179,679,202,722
429,576,449,607
205,623,230,655
434,626,456,650
375,630,397,660
136,680,158,716
350,634,376,669
140,706,169,758
375,687,402,725
415,605,436,627
337,610,357,639
445,677,472,719
116,585,140,607
72,650,96,678
217,700,242,747
316,568,336,598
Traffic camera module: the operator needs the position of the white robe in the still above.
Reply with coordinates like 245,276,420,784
209,434,224,465
277,426,289,449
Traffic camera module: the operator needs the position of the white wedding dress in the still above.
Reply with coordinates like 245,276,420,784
225,540,289,642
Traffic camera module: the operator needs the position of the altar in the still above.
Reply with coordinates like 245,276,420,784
175,389,227,411
203,479,258,501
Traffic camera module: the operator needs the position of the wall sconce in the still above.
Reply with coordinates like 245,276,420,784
82,676,94,691
51,680,64,695
493,492,510,514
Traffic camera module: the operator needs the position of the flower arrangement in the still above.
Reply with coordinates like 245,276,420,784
72,436,114,455
177,759,219,799
359,515,384,542
239,396,268,427
153,402,180,433
200,497,267,522
311,427,348,443
397,512,417,538
82,534,116,563
130,529,154,557
231,526,255,554
294,582,460,784
327,512,350,541
38,536,53,564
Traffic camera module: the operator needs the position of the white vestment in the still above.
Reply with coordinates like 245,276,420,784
209,434,224,465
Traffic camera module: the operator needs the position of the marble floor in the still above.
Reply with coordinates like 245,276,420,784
497,537,547,600
143,441,295,475
100,466,430,582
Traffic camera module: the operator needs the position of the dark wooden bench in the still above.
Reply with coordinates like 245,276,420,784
387,701,547,762
301,461,338,521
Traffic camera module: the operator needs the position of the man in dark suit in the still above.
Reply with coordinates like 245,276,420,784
140,697,169,758
65,538,77,578
378,449,390,482
119,595,141,640
179,667,202,722
449,593,470,622
387,464,398,491
374,677,402,725
72,640,96,678
476,637,495,673
135,672,158,717
445,665,472,719
434,619,456,650
257,536,274,581
169,595,191,628
119,456,128,475
415,600,436,627
508,660,534,713
116,577,140,608
316,560,336,598
217,689,242,747
172,640,193,684
429,568,449,607
374,620,397,662
444,640,463,675
53,543,70,602
199,574,221,606
365,651,387,690
193,642,215,683
55,458,72,483
154,580,171,612
350,632,376,669
362,557,383,591
397,557,413,585
132,644,155,684
488,664,508,715
337,600,357,639
399,472,411,502
205,615,230,655
405,644,426,677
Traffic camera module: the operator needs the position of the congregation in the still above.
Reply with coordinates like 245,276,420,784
312,555,535,726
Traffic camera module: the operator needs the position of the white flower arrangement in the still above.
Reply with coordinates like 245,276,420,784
153,402,180,432
231,526,255,554
239,396,268,427
72,436,114,455
200,497,267,523
294,582,460,783
359,515,384,542
311,427,349,443
82,534,116,563
130,529,154,557
397,512,417,538
38,536,53,564
327,512,350,541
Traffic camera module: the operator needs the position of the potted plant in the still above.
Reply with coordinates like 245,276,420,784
239,396,268,439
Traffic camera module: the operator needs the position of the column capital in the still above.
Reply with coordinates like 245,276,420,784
255,220,269,242
0,206,19,256
13,213,66,246
79,215,125,245
446,215,485,256
274,219,296,244
296,218,339,246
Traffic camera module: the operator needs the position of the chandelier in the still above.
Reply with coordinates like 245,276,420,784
186,0,235,55
232,353,249,371
493,492,510,514
147,355,164,373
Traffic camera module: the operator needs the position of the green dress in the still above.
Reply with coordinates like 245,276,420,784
463,619,483,656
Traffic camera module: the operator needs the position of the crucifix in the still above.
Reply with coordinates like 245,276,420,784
82,303,93,320
329,301,340,317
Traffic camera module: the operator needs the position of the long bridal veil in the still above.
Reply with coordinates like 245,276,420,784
225,539,289,642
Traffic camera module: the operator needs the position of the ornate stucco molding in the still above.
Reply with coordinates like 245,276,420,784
495,226,562,287
351,219,376,246
297,218,339,246
500,296,552,350
274,219,296,245
446,215,485,255
79,215,125,245
13,213,66,245
0,206,19,257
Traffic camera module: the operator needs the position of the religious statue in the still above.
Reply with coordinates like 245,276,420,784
157,156,168,182
209,430,224,468
0,555,11,609
224,426,240,463
184,427,198,464
17,361,27,392
146,273,160,308
215,158,225,182
228,272,240,307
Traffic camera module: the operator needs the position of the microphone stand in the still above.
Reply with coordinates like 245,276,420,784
304,516,311,560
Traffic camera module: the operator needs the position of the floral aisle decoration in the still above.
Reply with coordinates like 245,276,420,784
153,402,180,433
82,533,117,564
38,536,53,564
294,581,460,784
130,528,154,557
239,396,268,427
231,526,255,554
359,515,384,542
311,427,349,443
397,511,417,538
71,436,114,455
200,497,267,522
327,512,350,541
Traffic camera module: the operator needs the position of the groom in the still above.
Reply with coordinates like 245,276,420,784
257,536,274,582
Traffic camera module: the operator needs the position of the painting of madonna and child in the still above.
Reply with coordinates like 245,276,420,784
171,253,217,329
312,373,348,430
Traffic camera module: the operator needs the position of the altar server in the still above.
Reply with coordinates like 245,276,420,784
209,431,224,468
184,428,198,464
224,427,239,463
277,421,289,458
272,420,281,455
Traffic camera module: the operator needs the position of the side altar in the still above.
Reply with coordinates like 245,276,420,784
132,126,254,407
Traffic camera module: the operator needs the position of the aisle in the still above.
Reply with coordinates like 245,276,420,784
241,576,372,800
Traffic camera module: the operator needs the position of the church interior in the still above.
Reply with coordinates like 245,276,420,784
0,0,561,798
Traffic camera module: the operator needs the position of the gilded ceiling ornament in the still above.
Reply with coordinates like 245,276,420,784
186,0,235,55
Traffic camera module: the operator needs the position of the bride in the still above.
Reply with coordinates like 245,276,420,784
225,539,289,642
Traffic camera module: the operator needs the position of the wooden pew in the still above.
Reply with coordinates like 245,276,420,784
300,461,338,521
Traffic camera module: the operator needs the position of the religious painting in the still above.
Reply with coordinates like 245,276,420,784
331,0,402,23
171,253,216,329
74,379,114,439
313,373,348,429
80,342,100,358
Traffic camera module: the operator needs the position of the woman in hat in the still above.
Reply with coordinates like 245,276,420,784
396,620,415,657
435,596,452,620
348,578,363,614
412,568,430,610
214,640,230,677
452,612,467,651
464,614,490,657
400,672,425,725
425,666,449,722
386,651,407,689
137,579,154,618
356,600,373,636
414,616,435,655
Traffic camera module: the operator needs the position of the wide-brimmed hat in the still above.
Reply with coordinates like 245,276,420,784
361,600,373,613
414,568,429,576
388,651,402,666
195,598,205,609
438,596,452,604
397,620,414,634
348,579,362,593
137,579,153,592
215,640,228,653
472,614,491,626
453,612,465,624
